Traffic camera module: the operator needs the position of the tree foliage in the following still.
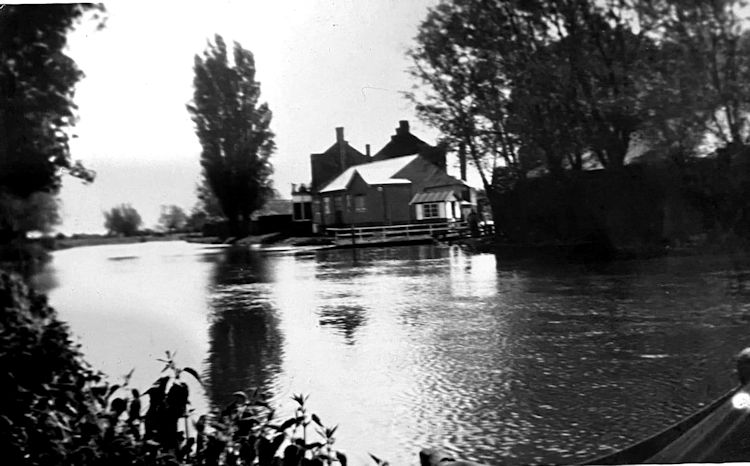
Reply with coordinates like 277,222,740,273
636,0,750,158
158,205,187,233
410,0,750,185
0,192,60,242
188,35,275,237
103,204,142,237
0,4,100,198
410,0,665,185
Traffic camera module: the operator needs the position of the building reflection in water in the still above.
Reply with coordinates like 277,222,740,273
205,247,284,410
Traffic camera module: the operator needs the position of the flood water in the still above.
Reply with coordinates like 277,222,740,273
33,241,750,465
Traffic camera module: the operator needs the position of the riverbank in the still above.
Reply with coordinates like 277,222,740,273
54,232,201,249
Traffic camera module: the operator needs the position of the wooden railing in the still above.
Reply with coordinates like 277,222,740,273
326,221,468,243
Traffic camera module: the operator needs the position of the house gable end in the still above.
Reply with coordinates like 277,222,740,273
347,171,370,193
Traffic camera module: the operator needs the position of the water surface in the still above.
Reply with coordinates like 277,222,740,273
35,241,750,465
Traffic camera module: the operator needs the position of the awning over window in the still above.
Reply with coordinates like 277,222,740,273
409,190,458,204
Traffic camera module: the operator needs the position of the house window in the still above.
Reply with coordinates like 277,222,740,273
293,202,312,221
354,195,366,212
346,194,352,210
323,197,332,215
423,203,440,218
334,195,343,212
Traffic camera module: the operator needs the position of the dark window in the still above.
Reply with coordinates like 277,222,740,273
423,203,440,218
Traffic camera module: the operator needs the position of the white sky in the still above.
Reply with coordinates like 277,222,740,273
55,0,462,234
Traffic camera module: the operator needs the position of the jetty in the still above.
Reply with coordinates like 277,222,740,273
325,221,469,248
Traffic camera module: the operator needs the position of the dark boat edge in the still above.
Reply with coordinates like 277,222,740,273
580,386,738,465
420,348,750,466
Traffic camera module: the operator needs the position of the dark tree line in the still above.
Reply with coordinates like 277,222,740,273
409,0,750,187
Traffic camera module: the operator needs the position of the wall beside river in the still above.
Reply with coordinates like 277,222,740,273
490,158,750,254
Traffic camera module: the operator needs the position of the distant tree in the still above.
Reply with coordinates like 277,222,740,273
187,35,275,237
157,205,187,232
103,204,142,236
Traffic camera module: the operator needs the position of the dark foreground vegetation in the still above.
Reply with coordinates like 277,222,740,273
0,271,356,466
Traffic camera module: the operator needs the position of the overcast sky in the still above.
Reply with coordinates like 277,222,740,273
56,0,454,233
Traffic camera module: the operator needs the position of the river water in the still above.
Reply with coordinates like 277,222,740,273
33,241,750,465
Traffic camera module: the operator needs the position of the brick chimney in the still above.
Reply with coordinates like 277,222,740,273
366,144,371,157
336,127,346,170
397,120,409,134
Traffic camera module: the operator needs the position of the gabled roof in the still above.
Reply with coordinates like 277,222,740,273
319,155,419,193
372,121,429,161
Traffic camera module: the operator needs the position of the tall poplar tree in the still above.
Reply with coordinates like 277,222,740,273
187,35,275,237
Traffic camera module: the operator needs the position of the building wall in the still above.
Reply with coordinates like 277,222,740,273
315,182,413,227
311,154,477,230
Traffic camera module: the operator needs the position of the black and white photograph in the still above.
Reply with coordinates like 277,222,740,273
3,1,750,465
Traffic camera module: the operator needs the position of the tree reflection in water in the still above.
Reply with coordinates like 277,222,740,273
205,247,283,410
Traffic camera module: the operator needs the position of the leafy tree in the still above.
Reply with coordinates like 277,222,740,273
410,0,660,179
0,4,100,198
157,204,187,233
636,0,750,159
408,1,520,191
0,4,102,244
103,204,142,236
187,35,275,237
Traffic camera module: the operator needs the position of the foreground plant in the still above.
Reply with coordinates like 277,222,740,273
1,270,389,465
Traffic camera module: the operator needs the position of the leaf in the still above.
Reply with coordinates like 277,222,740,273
254,400,270,408
311,413,323,427
106,384,120,399
337,451,348,466
278,417,300,432
183,367,203,386
305,442,324,450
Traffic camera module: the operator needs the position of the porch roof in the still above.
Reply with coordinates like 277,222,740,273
409,190,459,204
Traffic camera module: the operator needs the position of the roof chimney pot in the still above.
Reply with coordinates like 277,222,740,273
366,144,371,157
335,127,345,142
398,120,409,133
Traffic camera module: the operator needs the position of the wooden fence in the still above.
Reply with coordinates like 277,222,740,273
326,221,469,243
